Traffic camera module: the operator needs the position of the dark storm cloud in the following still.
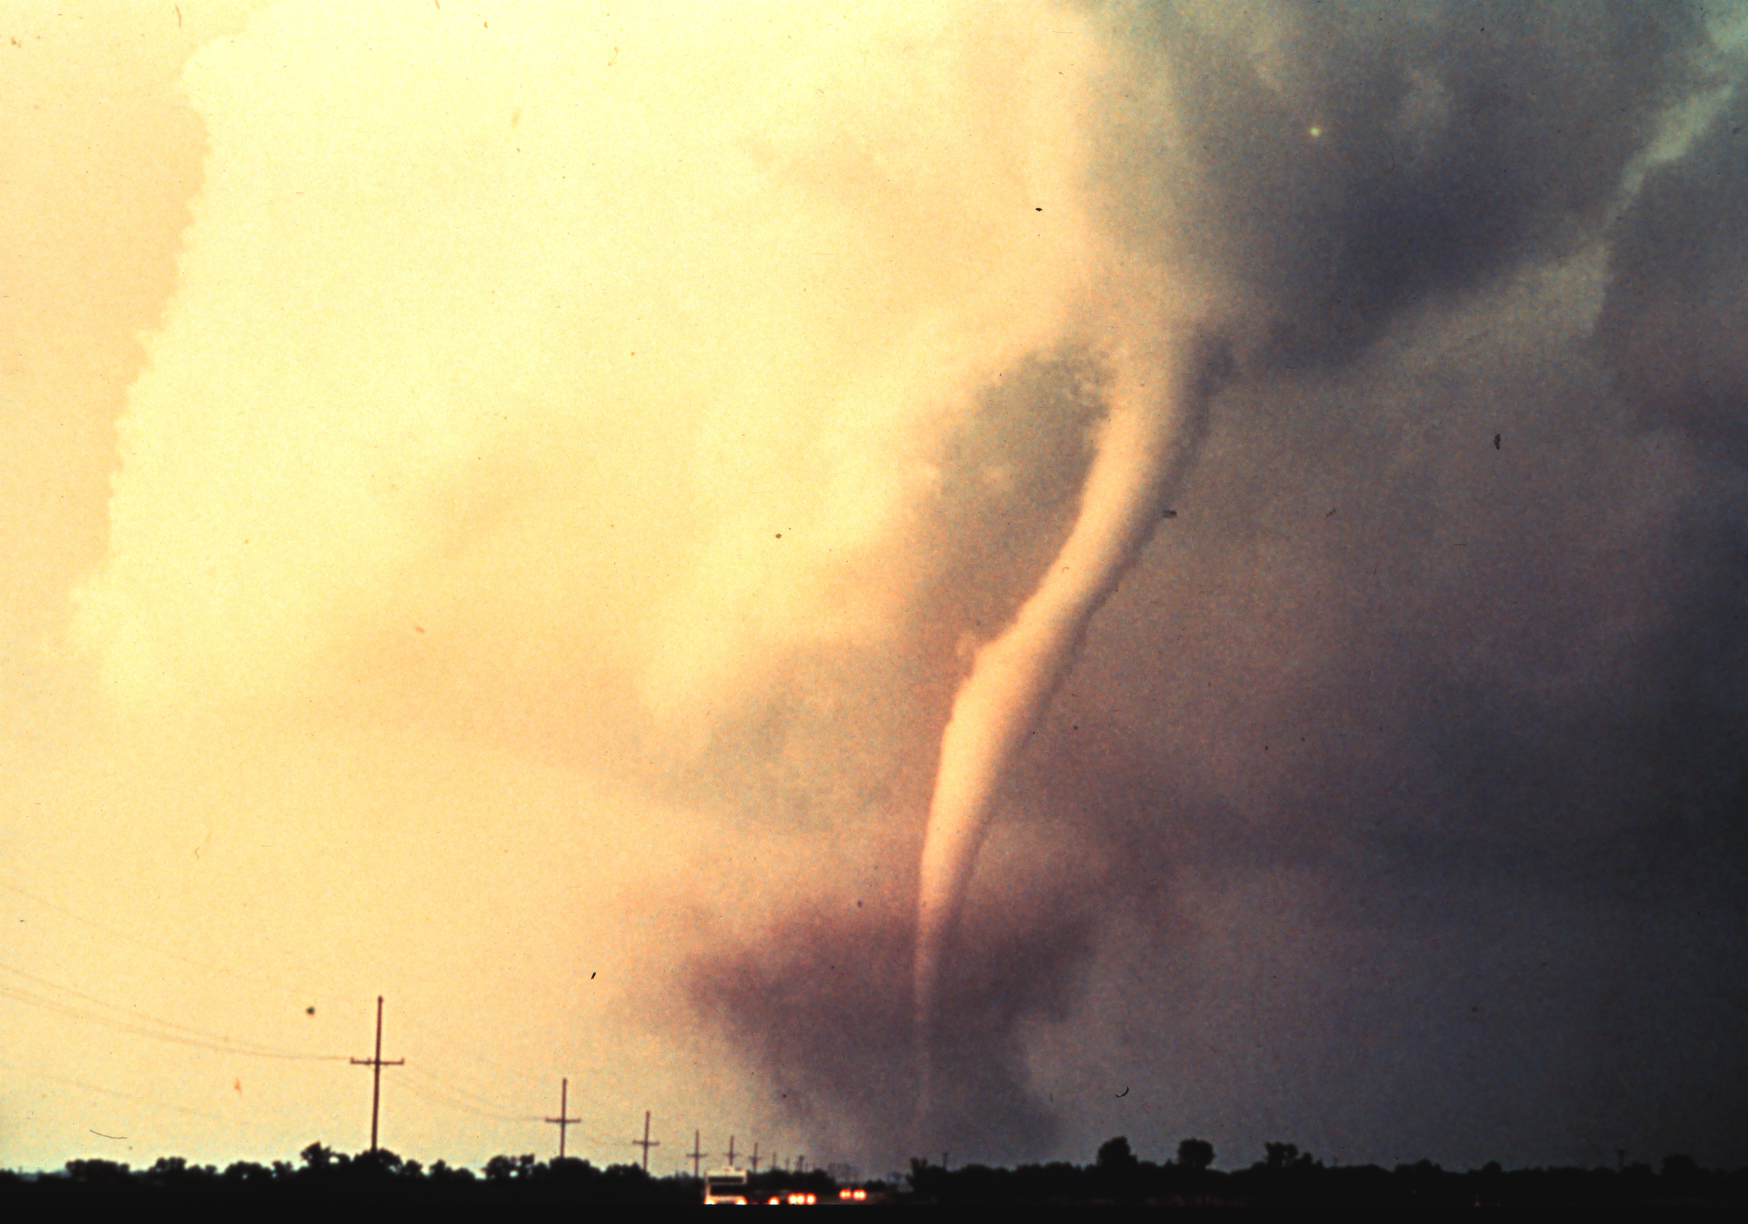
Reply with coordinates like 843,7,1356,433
1598,87,1748,458
683,2,1748,1171
1105,0,1712,365
1586,80,1748,911
1018,331,1748,1166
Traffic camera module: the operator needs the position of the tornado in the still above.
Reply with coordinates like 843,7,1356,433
914,311,1224,1105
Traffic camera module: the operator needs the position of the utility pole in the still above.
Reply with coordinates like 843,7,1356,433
748,1142,762,1174
545,1078,580,1159
797,1154,807,1174
725,1134,737,1168
349,996,404,1152
632,1110,660,1171
687,1130,706,1178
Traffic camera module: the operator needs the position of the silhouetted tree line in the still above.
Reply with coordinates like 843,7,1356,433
0,1143,702,1205
4,1137,1747,1204
903,1137,1748,1206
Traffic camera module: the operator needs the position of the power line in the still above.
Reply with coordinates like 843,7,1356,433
545,1078,580,1158
2,888,646,1165
0,1054,268,1128
350,996,404,1152
0,965,348,1061
632,1110,659,1171
394,1009,626,1132
402,1063,537,1119
3,874,681,1168
1,959,568,1130
0,870,367,1007
396,1067,539,1123
397,1011,575,1086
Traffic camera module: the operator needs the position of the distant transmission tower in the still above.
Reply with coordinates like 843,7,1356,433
349,996,404,1152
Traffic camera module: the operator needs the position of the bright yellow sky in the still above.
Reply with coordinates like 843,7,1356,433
2,0,1129,1173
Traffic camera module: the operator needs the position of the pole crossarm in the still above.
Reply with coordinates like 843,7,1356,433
544,1078,581,1159
350,996,404,1152
631,1110,660,1171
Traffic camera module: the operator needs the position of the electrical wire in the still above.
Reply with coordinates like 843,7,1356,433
0,870,370,1007
0,961,349,1061
0,1054,263,1128
1,874,646,1158
398,1065,542,1123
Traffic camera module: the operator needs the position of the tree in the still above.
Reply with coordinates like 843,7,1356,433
1177,1138,1215,1172
1264,1142,1301,1170
222,1160,275,1186
64,1159,131,1185
906,1156,948,1201
484,1153,537,1182
352,1147,405,1177
1097,1136,1139,1172
428,1160,474,1185
1661,1153,1701,1194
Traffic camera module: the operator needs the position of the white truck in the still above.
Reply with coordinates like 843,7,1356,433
703,1166,749,1205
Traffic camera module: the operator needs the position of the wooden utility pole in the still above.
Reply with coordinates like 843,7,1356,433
687,1129,706,1178
545,1078,580,1159
631,1110,660,1171
748,1142,762,1174
349,996,404,1152
725,1134,737,1168
797,1154,807,1173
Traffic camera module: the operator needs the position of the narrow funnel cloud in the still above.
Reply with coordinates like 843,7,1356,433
915,305,1226,1089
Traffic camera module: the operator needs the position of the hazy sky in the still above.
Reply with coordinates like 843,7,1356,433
5,0,1748,1177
